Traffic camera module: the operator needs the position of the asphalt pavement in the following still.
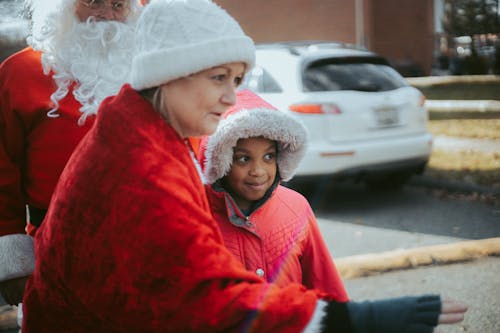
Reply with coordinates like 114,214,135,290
344,256,500,333
317,218,500,333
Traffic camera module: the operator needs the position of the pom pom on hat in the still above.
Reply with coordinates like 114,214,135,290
202,90,308,184
131,0,255,90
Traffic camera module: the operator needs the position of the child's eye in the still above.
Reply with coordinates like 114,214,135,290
264,153,276,161
234,155,249,164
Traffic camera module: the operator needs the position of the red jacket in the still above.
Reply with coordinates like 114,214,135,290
206,184,349,302
0,47,93,282
23,85,332,332
0,47,93,236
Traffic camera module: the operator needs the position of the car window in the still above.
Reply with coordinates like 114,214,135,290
302,61,408,92
241,66,282,93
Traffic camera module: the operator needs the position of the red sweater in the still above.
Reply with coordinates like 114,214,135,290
206,184,349,302
23,85,330,332
0,47,93,236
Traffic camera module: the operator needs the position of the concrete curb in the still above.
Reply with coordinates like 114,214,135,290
426,99,500,112
335,237,500,279
426,100,500,119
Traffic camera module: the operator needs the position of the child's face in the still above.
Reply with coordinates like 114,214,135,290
224,137,277,211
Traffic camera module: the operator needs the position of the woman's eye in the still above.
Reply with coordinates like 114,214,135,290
212,74,226,82
234,76,243,86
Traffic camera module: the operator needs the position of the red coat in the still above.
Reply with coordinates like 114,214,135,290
23,85,330,332
206,184,349,302
0,47,93,236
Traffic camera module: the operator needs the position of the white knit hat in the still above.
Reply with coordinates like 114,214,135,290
131,0,255,90
202,90,308,184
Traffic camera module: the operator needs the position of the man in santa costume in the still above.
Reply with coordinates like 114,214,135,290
0,0,142,310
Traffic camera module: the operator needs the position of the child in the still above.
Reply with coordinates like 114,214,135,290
201,89,348,302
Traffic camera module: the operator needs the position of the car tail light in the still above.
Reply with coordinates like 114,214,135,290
419,94,426,107
289,103,341,114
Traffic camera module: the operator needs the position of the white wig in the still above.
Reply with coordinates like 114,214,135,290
27,0,141,48
24,0,141,124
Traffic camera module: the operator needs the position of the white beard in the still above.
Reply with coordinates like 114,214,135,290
31,17,136,124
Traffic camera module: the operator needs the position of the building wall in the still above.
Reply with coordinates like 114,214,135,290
215,0,435,76
366,0,435,75
215,0,356,44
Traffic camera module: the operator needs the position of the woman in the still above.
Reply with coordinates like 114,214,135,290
22,0,467,332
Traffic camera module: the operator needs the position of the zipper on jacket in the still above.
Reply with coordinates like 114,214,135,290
244,216,253,227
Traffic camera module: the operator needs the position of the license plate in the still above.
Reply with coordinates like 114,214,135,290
374,107,400,127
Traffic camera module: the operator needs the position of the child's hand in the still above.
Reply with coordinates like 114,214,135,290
434,299,468,332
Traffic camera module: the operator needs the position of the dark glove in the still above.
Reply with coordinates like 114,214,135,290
0,276,30,305
346,294,441,333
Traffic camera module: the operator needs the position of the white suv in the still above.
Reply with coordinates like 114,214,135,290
240,41,433,188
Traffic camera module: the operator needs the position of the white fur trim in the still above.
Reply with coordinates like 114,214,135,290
0,234,35,281
302,300,329,333
204,108,308,184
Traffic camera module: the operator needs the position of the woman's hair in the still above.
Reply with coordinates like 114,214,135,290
138,87,161,110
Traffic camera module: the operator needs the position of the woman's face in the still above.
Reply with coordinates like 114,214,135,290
160,62,246,138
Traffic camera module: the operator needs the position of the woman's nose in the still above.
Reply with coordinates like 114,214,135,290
221,85,237,106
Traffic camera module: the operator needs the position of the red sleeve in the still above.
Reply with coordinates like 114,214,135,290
0,49,30,235
0,48,93,236
301,208,350,302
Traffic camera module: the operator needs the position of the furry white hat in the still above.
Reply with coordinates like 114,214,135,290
203,90,308,184
131,0,255,90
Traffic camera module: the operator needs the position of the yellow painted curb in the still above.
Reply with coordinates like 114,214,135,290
336,237,500,279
